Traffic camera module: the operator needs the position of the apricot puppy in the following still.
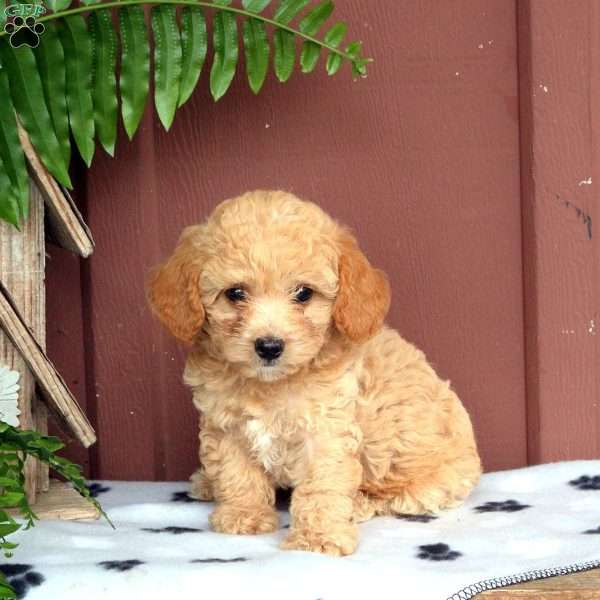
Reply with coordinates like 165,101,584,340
148,190,481,556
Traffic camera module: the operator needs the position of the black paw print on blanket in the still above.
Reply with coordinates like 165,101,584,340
396,513,438,523
142,526,203,534
570,475,600,490
0,564,44,599
171,491,199,503
4,16,45,48
86,482,111,497
417,543,462,561
191,557,247,564
583,526,600,534
99,559,144,572
474,499,530,513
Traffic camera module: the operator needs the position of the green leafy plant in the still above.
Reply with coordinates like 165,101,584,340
0,422,110,599
0,0,370,227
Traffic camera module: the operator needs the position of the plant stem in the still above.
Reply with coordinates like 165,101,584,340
0,1,359,65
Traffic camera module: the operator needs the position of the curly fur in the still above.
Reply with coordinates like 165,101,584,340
148,190,481,556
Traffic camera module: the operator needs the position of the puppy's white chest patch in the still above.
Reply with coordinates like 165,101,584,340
245,419,278,470
244,417,309,486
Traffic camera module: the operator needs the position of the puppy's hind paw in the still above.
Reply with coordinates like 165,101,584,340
281,525,358,556
210,504,279,535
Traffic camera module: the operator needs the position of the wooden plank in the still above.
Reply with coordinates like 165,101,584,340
480,568,600,598
9,480,99,521
33,396,49,493
0,181,45,502
0,279,96,447
17,124,94,258
517,0,599,463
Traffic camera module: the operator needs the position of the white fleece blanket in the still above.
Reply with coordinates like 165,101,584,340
7,461,600,600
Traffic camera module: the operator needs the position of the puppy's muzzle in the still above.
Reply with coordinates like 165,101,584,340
254,337,285,362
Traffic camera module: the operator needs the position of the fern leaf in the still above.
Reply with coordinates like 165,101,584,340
0,42,72,188
326,52,342,75
57,16,95,167
152,5,182,130
178,6,207,108
0,72,28,219
324,21,346,46
119,6,150,140
273,0,322,82
299,0,334,36
0,162,21,229
300,40,319,73
345,41,361,58
45,0,72,11
273,0,309,24
345,40,368,77
34,22,71,168
243,18,269,94
324,21,346,75
0,0,373,225
273,29,295,82
210,7,239,101
242,0,271,11
90,10,118,156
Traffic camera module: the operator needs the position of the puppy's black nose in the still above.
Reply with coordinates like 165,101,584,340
254,337,285,361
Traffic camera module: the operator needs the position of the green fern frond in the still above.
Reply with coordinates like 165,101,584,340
90,8,118,155
0,423,112,526
0,423,111,598
0,0,371,227
179,6,207,107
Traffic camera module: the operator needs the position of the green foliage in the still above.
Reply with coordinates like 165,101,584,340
0,41,72,192
90,9,118,155
152,5,182,128
0,0,371,227
57,16,96,167
243,16,268,94
0,422,110,599
210,7,238,101
34,22,72,167
0,70,28,226
119,6,150,140
179,6,207,107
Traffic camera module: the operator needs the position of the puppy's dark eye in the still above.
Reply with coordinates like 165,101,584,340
225,287,247,303
293,286,313,303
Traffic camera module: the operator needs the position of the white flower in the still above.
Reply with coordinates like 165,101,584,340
0,364,20,426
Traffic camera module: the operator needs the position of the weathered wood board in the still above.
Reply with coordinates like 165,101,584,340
7,479,99,521
17,124,94,258
0,181,46,502
0,280,96,448
481,568,600,599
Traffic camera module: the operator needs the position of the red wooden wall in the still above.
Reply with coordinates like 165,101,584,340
46,0,599,480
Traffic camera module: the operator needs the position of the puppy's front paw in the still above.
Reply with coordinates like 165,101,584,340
210,504,279,535
281,525,358,556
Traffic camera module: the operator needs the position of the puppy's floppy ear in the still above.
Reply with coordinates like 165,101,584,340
147,226,205,344
333,230,391,342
